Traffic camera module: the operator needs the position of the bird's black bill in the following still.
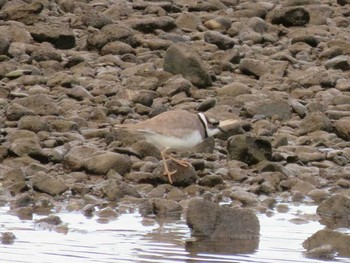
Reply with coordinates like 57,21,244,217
218,126,228,134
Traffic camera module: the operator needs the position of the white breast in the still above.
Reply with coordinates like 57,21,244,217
144,130,203,151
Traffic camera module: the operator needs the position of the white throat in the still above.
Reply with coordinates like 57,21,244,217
197,112,220,137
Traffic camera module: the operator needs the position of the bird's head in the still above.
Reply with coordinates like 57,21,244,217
198,113,227,137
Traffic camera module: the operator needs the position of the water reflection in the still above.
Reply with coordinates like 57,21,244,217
0,205,349,263
185,237,259,254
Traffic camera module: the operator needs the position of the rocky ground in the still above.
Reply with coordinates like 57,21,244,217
0,0,350,259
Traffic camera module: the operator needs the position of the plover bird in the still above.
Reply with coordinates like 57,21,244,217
115,110,227,183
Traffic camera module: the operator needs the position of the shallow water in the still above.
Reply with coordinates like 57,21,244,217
0,204,349,263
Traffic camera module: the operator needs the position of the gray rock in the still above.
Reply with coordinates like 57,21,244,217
303,229,350,258
130,140,161,159
188,0,227,12
317,194,350,220
153,159,198,186
18,115,49,133
101,41,134,56
30,43,63,62
216,82,251,97
298,112,331,135
84,152,131,175
10,138,45,160
175,12,201,31
27,23,75,49
49,119,79,132
157,75,192,97
333,117,350,140
63,145,99,171
324,56,350,71
6,103,34,121
227,134,272,165
86,24,136,50
32,172,68,196
186,199,260,239
239,58,271,79
0,1,43,25
268,6,310,27
164,43,212,88
204,16,232,31
81,9,113,29
204,31,236,50
244,99,291,121
17,94,62,116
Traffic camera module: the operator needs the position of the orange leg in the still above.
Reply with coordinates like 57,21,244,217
160,149,177,184
168,155,190,167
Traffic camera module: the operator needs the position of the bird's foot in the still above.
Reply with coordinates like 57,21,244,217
168,156,190,167
163,169,177,184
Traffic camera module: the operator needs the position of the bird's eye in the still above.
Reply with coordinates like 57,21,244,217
209,118,219,126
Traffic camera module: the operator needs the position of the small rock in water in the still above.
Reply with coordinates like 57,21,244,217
1,232,16,244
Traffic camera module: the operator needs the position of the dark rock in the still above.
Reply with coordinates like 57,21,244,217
150,198,182,217
197,98,216,112
27,23,75,49
204,31,235,50
186,199,260,239
164,43,212,88
337,0,350,5
198,174,223,187
227,135,272,165
84,152,131,175
268,6,310,27
128,17,176,33
86,24,136,51
0,31,10,55
32,172,68,196
1,232,16,244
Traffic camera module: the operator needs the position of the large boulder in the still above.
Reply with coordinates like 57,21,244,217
227,134,272,165
186,199,260,239
163,43,212,88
